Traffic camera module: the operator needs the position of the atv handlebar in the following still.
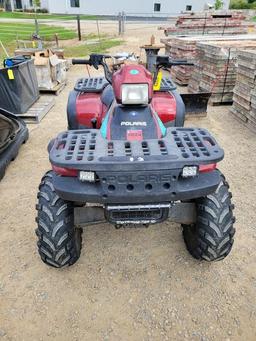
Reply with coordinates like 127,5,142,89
72,59,91,65
156,56,194,68
169,60,194,66
72,53,194,86
72,54,113,84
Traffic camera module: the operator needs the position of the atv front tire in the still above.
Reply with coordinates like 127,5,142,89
183,173,235,261
35,171,82,268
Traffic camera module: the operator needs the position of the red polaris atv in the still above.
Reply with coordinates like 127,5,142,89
36,53,235,268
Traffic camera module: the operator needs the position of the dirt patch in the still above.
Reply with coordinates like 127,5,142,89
0,24,256,341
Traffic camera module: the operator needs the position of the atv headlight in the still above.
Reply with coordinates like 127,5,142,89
182,166,198,178
79,171,96,183
121,84,149,105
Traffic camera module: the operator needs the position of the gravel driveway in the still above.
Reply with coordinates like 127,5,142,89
0,25,256,341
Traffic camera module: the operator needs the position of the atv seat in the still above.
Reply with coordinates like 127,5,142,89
101,85,114,108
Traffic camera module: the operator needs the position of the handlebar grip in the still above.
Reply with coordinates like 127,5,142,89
72,59,91,65
170,61,194,66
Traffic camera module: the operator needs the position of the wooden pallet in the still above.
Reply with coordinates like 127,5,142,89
39,81,67,96
230,110,256,134
17,96,55,124
208,99,233,106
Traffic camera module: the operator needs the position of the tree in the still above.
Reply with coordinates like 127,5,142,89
230,0,250,8
215,0,224,9
33,0,41,8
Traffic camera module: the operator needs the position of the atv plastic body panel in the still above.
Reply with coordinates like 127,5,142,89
50,127,223,204
67,76,185,130
102,104,165,140
112,64,153,103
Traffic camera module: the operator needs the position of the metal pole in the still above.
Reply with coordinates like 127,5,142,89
96,20,101,46
34,4,43,49
34,4,39,36
121,11,125,34
118,12,122,35
77,15,82,41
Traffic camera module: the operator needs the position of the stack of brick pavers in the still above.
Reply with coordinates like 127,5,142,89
187,39,256,105
161,35,256,87
163,11,254,36
164,36,197,85
230,50,256,133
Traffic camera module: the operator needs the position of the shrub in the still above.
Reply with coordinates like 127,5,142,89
37,8,49,13
230,0,256,9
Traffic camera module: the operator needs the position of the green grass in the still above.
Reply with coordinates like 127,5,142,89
0,22,77,59
0,19,122,60
0,22,76,44
64,39,123,58
0,11,98,20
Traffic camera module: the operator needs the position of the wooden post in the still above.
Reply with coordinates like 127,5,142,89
77,15,82,41
55,33,59,48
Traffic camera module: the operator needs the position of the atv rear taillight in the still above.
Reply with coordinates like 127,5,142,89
52,165,78,177
199,163,217,173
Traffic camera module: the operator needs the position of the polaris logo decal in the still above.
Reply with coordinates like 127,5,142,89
121,121,147,127
104,174,174,184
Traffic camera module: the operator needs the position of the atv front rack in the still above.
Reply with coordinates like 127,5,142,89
74,77,109,93
49,128,224,171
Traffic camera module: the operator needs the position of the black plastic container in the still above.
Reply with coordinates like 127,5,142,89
0,58,39,115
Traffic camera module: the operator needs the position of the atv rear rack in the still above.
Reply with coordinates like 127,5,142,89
49,128,224,171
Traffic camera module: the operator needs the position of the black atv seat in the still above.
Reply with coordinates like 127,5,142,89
101,85,114,108
74,77,109,93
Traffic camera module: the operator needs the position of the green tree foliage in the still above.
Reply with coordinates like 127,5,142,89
215,0,224,9
33,0,41,7
230,0,256,9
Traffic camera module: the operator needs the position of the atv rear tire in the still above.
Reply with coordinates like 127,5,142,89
183,173,235,261
35,171,82,268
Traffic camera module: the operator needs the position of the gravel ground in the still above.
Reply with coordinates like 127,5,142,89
0,24,256,341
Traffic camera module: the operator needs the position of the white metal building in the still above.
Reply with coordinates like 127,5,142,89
39,0,231,16
1,0,33,11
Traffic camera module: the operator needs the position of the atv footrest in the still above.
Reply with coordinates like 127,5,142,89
50,127,224,171
74,77,109,93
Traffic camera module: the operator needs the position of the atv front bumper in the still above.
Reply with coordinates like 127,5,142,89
53,170,221,204
49,127,224,204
